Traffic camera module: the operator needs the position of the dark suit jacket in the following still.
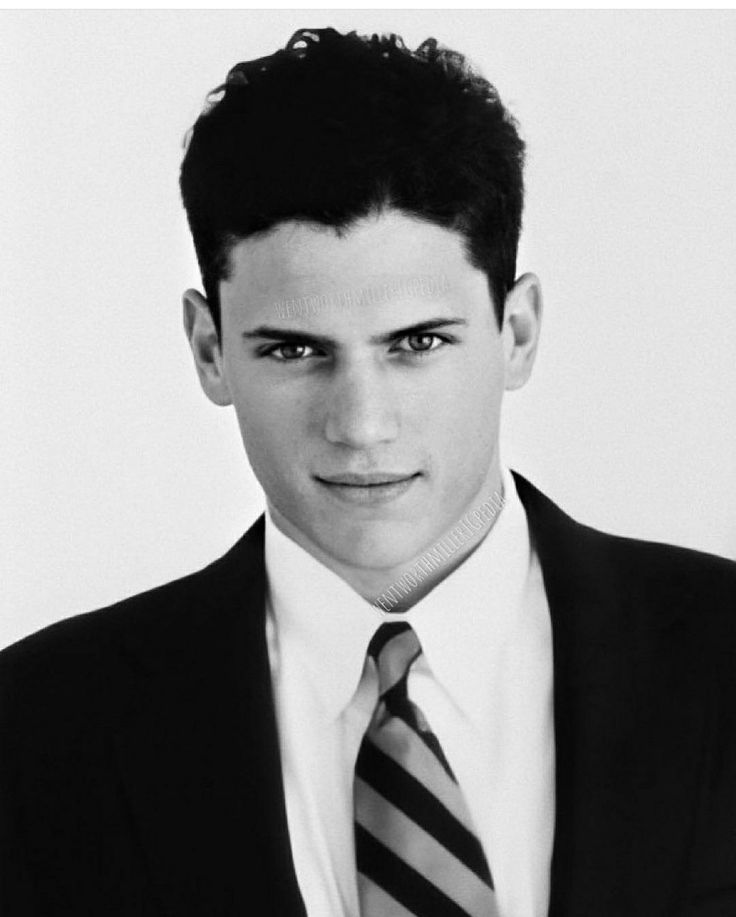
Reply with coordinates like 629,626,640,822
2,472,735,917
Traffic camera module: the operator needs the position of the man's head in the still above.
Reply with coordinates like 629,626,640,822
180,27,542,593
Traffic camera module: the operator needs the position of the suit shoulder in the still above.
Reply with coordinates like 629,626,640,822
516,467,735,638
514,470,735,603
573,521,736,642
580,522,735,590
2,563,195,666
0,523,264,690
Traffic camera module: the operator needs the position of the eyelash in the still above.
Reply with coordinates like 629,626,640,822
260,333,453,363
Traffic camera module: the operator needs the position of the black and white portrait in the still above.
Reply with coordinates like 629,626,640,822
1,10,735,917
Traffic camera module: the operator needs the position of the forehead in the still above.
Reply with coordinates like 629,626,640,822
221,209,484,307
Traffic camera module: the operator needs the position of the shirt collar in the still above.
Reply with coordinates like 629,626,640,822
402,463,531,726
264,462,530,724
265,507,383,721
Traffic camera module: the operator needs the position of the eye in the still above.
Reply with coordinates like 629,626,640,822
393,333,448,356
261,342,318,361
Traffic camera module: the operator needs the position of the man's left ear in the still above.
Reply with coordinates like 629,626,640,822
501,272,543,391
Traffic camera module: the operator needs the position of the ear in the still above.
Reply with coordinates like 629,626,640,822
182,288,232,406
500,272,543,391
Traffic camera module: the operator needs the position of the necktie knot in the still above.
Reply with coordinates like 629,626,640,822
367,621,421,699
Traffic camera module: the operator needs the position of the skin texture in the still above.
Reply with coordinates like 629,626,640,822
183,209,542,609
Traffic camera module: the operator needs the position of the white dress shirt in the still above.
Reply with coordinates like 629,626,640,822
264,463,555,917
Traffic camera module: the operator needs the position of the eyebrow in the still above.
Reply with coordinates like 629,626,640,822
241,317,468,349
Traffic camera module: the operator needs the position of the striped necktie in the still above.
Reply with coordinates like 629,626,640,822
353,621,500,917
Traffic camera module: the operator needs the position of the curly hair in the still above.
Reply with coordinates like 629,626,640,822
179,26,525,335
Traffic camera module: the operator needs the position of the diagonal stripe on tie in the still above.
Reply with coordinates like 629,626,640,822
365,714,477,835
356,777,498,917
377,690,458,780
356,739,492,885
356,823,480,917
356,873,416,917
354,622,500,917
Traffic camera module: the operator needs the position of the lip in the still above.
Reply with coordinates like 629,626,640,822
315,471,421,505
318,472,416,486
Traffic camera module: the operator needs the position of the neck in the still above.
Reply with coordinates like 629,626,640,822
268,461,507,613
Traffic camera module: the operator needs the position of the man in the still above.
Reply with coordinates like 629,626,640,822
1,25,734,917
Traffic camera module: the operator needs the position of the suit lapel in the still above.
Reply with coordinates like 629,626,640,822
513,472,710,917
110,517,306,916
514,472,638,915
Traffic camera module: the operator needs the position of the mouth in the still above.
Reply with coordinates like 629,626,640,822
315,471,421,505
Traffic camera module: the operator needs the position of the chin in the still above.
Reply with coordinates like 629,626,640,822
318,524,426,572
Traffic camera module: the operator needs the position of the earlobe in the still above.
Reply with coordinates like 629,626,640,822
502,272,543,392
182,288,232,407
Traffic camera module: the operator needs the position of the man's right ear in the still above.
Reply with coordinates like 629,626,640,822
182,289,232,406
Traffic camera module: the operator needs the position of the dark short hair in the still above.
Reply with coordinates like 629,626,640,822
179,26,525,336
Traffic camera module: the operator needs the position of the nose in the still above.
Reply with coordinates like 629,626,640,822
324,360,400,448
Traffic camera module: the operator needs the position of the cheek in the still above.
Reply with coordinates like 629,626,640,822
228,383,283,467
428,354,503,431
430,360,503,476
229,367,292,437
232,384,314,490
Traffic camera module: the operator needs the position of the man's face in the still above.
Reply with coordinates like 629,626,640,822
187,209,539,577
